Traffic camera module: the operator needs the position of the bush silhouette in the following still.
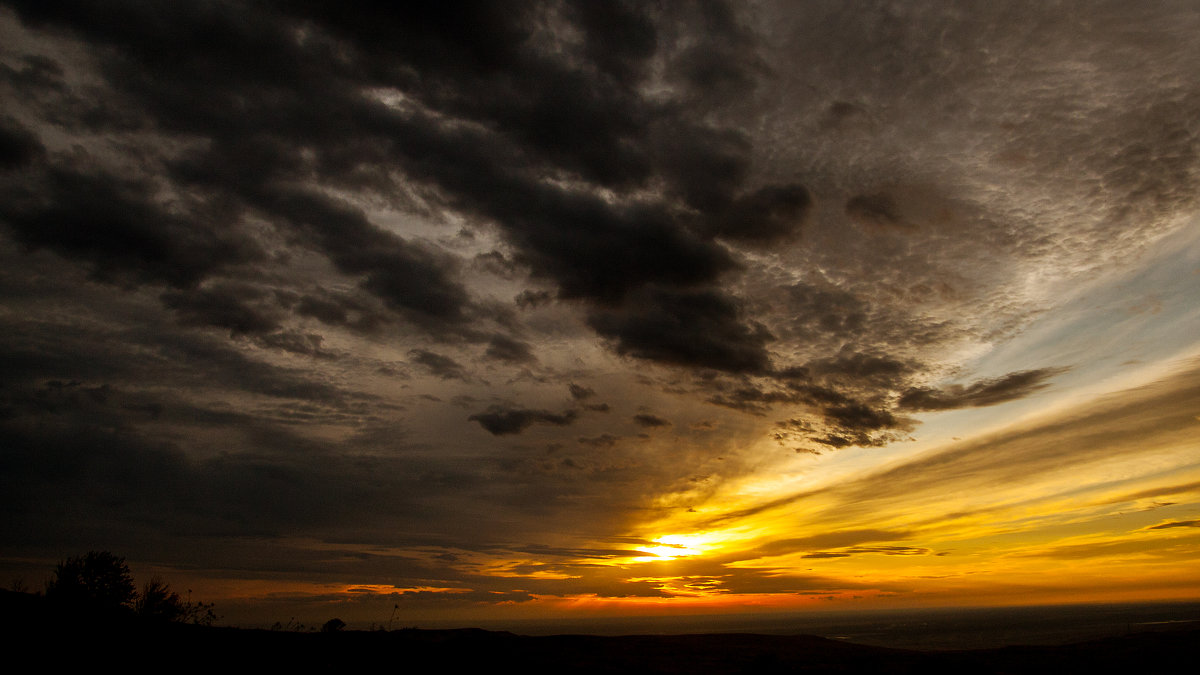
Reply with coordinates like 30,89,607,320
43,551,217,625
135,577,186,621
45,551,136,613
135,577,217,625
321,617,347,633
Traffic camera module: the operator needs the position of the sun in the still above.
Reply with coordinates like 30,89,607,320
634,532,728,562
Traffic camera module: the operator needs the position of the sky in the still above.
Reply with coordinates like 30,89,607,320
1,1,1199,629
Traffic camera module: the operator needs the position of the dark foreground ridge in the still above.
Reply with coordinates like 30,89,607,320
3,591,1192,674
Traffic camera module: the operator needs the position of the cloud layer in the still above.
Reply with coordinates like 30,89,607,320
2,1,1198,624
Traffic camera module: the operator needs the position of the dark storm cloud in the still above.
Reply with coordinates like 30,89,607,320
578,434,622,448
783,283,869,339
568,383,596,401
845,192,903,227
898,367,1068,411
257,191,479,335
802,352,915,393
588,287,773,373
161,284,283,335
0,166,261,288
0,398,478,547
484,334,536,364
0,0,808,373
710,375,909,448
707,385,806,415
702,184,811,244
472,250,522,280
294,292,386,335
514,289,553,309
664,0,766,107
0,307,362,415
155,333,362,407
1,1,480,337
632,413,671,428
823,401,899,433
468,405,579,436
700,350,1063,449
566,0,657,83
253,331,337,361
0,115,43,168
408,349,469,382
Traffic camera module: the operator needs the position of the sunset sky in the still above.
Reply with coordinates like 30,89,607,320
2,1,1199,628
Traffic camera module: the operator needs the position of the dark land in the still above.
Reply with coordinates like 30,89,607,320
4,590,1195,673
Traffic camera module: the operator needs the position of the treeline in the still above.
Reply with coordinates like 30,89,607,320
41,550,216,625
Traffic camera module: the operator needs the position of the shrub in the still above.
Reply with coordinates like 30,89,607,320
44,551,217,625
45,551,136,612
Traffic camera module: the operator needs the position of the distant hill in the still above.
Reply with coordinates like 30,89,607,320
2,590,1192,673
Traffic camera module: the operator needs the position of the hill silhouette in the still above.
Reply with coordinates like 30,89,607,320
2,589,1193,673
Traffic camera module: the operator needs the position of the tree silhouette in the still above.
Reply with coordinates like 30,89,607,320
42,551,217,625
135,576,186,622
45,551,136,613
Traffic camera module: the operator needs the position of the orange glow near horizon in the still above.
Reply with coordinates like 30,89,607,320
167,361,1200,627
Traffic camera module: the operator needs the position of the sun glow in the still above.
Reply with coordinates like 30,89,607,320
634,532,730,562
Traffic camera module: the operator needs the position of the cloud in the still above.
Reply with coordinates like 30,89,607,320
813,361,1200,523
3,0,1200,621
633,413,672,428
484,334,536,364
0,115,43,168
161,284,283,335
253,331,338,361
568,384,596,401
703,184,811,244
1103,481,1200,505
1146,520,1200,530
469,405,579,436
578,434,622,448
408,349,469,381
0,0,944,446
747,529,914,559
294,292,386,335
845,193,903,227
804,352,913,389
1,167,261,288
898,368,1068,411
844,546,931,556
588,287,773,373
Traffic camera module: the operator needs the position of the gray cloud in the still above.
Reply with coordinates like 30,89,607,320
633,413,672,428
568,383,596,400
1,0,1197,622
484,334,536,364
408,349,469,381
0,114,43,168
469,405,579,436
898,368,1068,412
588,287,774,373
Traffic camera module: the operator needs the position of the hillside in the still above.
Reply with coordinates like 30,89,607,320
2,590,1194,673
